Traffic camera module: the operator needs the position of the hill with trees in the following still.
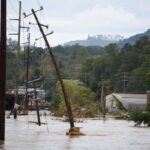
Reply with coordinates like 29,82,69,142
6,35,150,116
64,34,124,47
79,36,150,97
118,29,150,47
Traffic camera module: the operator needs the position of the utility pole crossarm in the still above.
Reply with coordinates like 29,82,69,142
20,26,30,32
23,6,43,18
9,33,19,35
29,22,48,29
10,18,19,21
35,31,53,41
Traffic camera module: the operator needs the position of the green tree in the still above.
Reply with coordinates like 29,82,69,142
50,80,97,117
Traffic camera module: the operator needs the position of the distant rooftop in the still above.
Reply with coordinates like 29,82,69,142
113,93,146,99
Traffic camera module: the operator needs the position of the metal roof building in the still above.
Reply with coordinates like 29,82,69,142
106,93,147,112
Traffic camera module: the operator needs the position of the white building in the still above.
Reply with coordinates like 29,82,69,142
106,93,147,112
11,87,45,101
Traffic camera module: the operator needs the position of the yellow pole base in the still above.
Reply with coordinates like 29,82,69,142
66,127,85,136
18,110,28,115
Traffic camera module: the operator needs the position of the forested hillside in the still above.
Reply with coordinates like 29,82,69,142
7,36,150,102
6,40,104,99
118,29,150,47
80,36,150,96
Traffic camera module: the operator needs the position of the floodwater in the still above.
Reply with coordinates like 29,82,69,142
0,111,150,150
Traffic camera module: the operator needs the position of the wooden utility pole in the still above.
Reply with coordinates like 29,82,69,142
9,1,22,118
0,0,6,140
24,33,30,113
123,72,128,93
14,1,21,118
34,84,41,126
31,9,75,128
101,85,106,119
10,1,29,117
27,77,42,126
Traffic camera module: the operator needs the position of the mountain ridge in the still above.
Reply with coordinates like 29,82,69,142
64,34,124,47
63,29,150,47
117,29,150,47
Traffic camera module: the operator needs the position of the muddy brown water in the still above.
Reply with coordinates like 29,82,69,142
0,111,150,150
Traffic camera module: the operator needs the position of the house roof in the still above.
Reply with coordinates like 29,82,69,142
113,93,146,99
115,93,147,105
107,93,147,105
106,93,147,110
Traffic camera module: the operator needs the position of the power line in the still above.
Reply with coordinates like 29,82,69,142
9,0,19,16
36,0,41,7
11,0,39,47
7,20,18,32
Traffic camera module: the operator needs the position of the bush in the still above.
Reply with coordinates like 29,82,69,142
129,109,150,126
49,80,98,117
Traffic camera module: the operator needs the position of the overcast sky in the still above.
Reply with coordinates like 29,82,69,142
7,0,150,47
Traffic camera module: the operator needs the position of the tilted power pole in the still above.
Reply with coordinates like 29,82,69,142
31,8,75,128
24,7,84,135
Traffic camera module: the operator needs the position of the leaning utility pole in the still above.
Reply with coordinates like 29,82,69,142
31,9,75,128
0,0,6,141
23,7,83,135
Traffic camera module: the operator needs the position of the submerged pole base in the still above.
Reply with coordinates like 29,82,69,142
18,110,28,115
66,127,85,136
13,108,17,119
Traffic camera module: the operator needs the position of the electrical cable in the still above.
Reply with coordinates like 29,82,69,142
36,0,41,6
9,0,19,16
7,20,18,32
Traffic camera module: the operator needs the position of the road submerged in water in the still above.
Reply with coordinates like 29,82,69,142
0,111,150,150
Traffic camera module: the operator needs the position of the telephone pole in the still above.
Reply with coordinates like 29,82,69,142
0,0,6,140
32,9,74,128
123,72,128,93
31,8,75,128
23,7,83,135
10,1,21,118
9,1,29,118
9,1,21,118
15,1,21,113
24,33,30,113
101,85,106,119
